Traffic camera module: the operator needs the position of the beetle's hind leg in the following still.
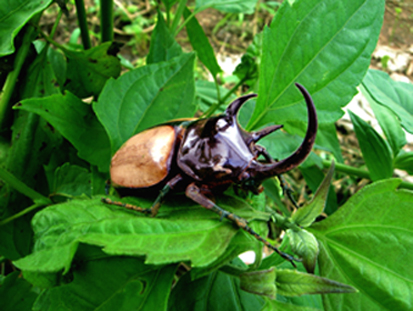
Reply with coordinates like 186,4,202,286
185,183,300,266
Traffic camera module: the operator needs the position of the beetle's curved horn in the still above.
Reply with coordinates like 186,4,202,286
254,83,317,179
226,93,258,118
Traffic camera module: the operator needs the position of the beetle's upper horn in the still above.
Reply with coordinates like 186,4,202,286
255,83,317,179
226,93,258,117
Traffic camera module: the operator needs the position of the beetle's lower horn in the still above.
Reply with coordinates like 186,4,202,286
256,83,317,178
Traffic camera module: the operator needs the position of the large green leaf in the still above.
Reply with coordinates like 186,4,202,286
33,254,176,311
93,52,196,153
63,42,121,98
310,179,413,310
13,198,245,271
15,92,111,172
247,0,384,131
361,69,413,134
0,0,52,56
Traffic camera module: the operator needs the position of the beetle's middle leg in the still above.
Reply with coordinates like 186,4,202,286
102,174,184,217
185,182,300,265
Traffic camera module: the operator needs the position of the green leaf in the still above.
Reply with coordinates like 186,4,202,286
50,163,92,199
262,298,320,311
33,254,176,311
394,151,413,175
15,92,111,172
169,270,265,310
240,268,276,299
361,69,413,134
184,7,221,77
293,161,335,227
94,52,196,153
13,198,241,271
276,269,356,297
195,0,258,14
309,179,413,310
63,42,121,98
247,0,384,131
0,0,52,56
0,271,37,310
147,11,182,64
349,111,393,181
286,229,319,274
361,81,407,157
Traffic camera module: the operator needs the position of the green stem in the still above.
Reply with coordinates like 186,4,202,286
100,0,113,42
322,160,413,190
74,0,92,49
202,77,247,118
171,0,189,34
50,10,63,39
0,15,40,129
0,202,46,226
174,6,206,36
0,167,50,203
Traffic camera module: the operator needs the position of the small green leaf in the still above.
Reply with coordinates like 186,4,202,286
394,151,413,175
147,11,182,64
51,163,92,199
195,0,258,14
184,7,221,77
361,69,413,133
64,42,121,98
15,92,111,172
94,52,196,153
286,229,319,274
32,255,176,311
169,270,265,310
276,269,357,297
293,161,335,227
240,268,276,299
349,111,393,181
0,0,52,56
0,271,37,311
360,75,407,156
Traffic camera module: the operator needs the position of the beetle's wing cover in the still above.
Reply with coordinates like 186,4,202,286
110,126,176,188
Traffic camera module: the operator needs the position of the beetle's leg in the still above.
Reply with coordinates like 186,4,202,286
185,183,300,266
101,198,153,214
102,174,184,217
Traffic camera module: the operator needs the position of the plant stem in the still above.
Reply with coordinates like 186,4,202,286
0,167,50,203
50,10,63,39
0,202,46,226
202,77,247,118
171,0,189,34
322,160,413,190
74,0,92,49
0,15,40,129
100,0,114,42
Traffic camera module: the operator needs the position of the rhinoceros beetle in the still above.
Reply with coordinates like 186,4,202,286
103,83,317,264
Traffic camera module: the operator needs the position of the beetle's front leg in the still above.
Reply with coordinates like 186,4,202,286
185,183,300,266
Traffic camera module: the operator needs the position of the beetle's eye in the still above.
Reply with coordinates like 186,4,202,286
216,118,230,131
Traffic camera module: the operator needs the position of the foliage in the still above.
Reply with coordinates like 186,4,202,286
0,0,412,310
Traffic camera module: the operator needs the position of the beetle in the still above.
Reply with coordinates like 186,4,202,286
102,83,317,264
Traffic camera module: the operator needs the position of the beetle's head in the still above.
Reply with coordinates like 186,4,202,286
226,83,317,186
